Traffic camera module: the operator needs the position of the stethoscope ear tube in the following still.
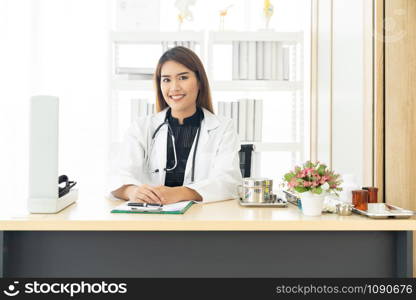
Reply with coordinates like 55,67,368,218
148,117,202,183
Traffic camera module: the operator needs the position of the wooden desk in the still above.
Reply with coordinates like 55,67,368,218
1,193,414,277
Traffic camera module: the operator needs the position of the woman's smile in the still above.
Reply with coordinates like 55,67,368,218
169,94,186,101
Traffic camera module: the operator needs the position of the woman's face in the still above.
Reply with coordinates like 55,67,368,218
160,60,199,116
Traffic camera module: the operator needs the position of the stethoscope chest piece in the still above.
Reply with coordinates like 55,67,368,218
146,115,202,183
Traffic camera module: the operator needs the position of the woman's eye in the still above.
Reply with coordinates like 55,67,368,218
162,78,170,83
179,76,188,80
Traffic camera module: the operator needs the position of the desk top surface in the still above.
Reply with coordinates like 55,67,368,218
1,192,415,231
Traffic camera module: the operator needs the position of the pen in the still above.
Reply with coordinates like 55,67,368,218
127,202,163,207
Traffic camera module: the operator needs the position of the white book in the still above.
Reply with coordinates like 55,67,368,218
224,101,232,119
217,101,223,117
282,46,290,81
238,99,247,141
247,41,256,80
276,42,284,81
256,42,264,80
254,99,263,142
130,98,141,123
147,103,155,116
146,103,151,116
139,100,147,117
271,42,277,80
232,41,239,80
239,41,248,80
246,99,255,141
263,41,272,80
231,101,239,134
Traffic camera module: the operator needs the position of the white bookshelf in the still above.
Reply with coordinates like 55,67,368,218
207,30,305,176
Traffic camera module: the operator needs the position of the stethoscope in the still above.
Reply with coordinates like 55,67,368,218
146,116,202,183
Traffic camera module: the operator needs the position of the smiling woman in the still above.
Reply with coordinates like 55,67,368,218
159,61,200,122
111,46,243,204
155,46,214,117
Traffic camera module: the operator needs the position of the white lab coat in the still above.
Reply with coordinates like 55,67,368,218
110,107,243,203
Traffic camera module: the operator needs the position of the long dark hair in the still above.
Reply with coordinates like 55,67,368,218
154,46,214,114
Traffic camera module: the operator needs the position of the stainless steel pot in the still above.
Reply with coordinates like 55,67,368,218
239,178,273,203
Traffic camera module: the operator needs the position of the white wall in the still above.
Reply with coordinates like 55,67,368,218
316,0,332,165
332,0,365,185
316,0,369,186
0,0,112,207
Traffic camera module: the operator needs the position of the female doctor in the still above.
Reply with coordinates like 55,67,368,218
111,46,242,204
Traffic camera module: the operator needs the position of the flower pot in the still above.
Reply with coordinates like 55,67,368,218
300,191,325,216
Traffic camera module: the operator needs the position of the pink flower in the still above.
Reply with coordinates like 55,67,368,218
288,178,298,188
303,181,313,187
319,175,329,184
305,168,314,175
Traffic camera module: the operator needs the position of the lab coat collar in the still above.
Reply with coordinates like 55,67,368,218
153,107,220,132
152,107,221,185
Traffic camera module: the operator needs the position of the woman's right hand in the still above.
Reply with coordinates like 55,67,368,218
126,184,162,205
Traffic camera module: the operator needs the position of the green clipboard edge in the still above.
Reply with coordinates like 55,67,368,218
111,201,194,215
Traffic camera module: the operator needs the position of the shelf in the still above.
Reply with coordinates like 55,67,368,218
211,80,302,91
240,142,303,152
209,31,303,43
110,141,302,153
110,31,302,44
112,79,302,92
110,31,205,43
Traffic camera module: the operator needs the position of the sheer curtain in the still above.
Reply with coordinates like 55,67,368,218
0,0,111,207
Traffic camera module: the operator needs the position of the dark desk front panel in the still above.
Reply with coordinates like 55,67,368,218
1,231,412,277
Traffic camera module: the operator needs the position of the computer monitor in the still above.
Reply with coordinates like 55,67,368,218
28,95,77,213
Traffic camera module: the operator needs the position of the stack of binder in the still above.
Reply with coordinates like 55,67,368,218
232,41,291,81
217,99,263,142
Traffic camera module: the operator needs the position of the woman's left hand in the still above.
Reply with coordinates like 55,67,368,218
151,186,202,204
151,186,182,204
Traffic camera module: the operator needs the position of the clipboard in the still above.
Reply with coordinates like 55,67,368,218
111,201,195,215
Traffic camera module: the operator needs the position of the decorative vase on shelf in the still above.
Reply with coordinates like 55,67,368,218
299,191,326,216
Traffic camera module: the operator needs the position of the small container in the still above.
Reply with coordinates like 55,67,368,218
352,190,369,211
239,178,273,203
362,187,378,203
336,203,353,216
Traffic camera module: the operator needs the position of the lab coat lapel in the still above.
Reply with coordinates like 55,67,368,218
183,108,220,184
151,108,169,185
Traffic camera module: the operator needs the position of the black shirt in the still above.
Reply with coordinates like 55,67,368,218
164,107,204,187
